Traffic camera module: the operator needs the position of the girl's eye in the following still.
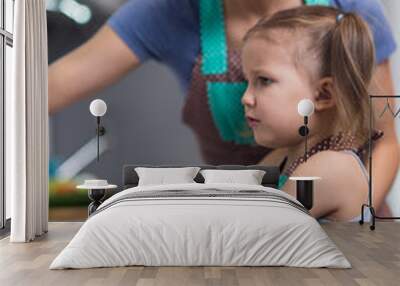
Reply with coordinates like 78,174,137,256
258,76,274,86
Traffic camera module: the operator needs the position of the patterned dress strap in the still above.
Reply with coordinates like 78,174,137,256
281,131,384,182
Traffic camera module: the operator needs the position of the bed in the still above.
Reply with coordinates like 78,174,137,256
49,165,350,269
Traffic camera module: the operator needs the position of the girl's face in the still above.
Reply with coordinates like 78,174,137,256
241,36,317,148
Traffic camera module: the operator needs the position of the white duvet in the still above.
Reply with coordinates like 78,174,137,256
50,183,350,269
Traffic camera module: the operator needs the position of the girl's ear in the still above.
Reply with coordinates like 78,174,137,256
314,77,336,111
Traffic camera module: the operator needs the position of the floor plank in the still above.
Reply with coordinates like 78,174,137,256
0,222,399,286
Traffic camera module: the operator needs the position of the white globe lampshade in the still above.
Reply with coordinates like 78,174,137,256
297,99,314,117
90,99,107,117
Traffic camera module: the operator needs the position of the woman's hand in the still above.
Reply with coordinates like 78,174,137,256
48,25,141,114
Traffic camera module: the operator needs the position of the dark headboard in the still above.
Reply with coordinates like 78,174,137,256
122,165,280,189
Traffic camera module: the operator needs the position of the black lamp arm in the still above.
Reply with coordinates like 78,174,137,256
297,116,309,162
95,116,106,162
96,117,106,136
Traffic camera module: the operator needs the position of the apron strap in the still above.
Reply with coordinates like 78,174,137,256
304,0,330,6
199,0,228,75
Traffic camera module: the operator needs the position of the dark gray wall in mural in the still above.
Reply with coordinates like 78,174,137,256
50,61,203,186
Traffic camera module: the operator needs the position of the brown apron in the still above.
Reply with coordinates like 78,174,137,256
182,0,270,165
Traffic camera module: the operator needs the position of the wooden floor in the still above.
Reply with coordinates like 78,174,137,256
1,222,400,286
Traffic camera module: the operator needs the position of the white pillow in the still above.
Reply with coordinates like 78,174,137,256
135,167,201,186
200,169,266,185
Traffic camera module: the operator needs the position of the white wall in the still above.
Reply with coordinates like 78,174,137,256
380,0,400,215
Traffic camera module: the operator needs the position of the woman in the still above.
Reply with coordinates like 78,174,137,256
48,0,398,211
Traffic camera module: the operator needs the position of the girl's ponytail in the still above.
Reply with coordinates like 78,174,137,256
330,12,375,143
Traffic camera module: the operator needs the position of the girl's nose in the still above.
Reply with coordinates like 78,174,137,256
241,89,256,107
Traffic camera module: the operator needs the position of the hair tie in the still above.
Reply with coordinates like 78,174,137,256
336,13,344,23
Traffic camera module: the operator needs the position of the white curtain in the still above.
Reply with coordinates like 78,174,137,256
7,0,49,242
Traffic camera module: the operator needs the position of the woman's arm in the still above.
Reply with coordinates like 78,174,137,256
48,25,141,114
368,60,400,209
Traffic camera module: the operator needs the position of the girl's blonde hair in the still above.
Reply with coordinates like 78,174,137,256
243,6,375,143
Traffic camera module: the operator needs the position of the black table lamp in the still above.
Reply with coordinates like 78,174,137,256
89,99,107,162
297,99,314,162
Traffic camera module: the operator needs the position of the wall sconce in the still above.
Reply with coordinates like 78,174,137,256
297,99,314,162
89,99,107,162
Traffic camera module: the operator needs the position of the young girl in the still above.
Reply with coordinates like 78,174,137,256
241,6,381,221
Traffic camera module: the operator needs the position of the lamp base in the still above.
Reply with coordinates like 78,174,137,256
298,125,309,136
96,126,106,136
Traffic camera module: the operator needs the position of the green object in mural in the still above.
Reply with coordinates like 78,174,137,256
49,179,90,207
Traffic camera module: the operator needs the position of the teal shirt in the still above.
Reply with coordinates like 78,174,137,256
278,175,288,190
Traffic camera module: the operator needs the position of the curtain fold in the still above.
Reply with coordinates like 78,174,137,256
7,0,49,242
